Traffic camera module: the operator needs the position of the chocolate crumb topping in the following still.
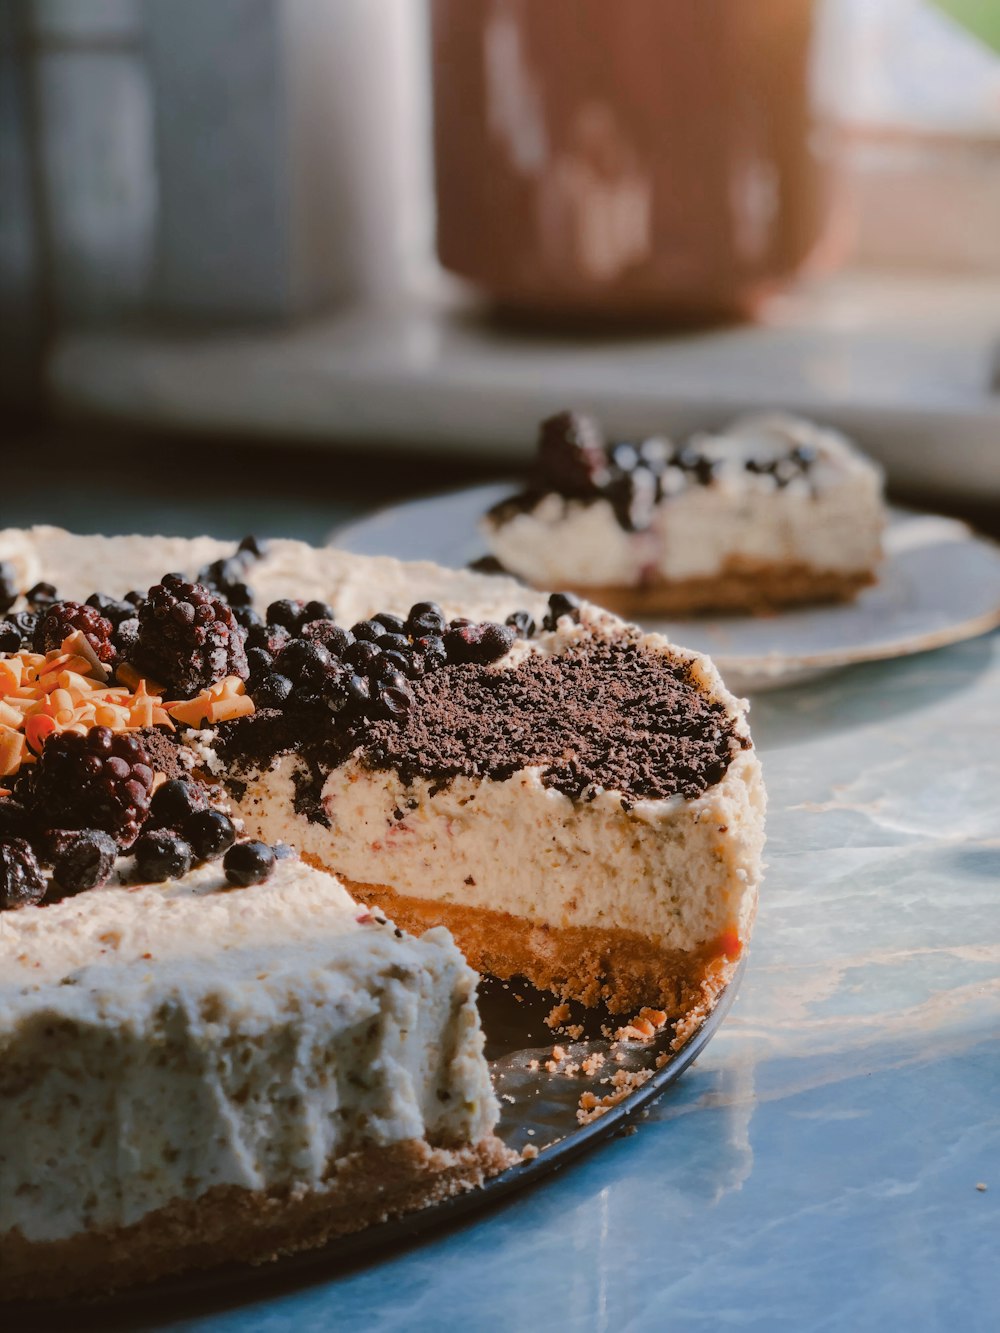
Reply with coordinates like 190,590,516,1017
361,639,744,802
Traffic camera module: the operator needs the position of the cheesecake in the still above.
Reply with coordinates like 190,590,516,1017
0,525,765,1297
482,411,886,616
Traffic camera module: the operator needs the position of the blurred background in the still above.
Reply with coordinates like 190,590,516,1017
2,0,1000,539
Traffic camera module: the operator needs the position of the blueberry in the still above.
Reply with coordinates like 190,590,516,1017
237,534,267,559
277,638,331,681
0,622,21,654
85,593,136,628
224,839,275,887
133,830,193,883
246,646,274,677
272,841,295,860
49,829,117,895
609,442,640,473
345,673,371,705
301,620,353,656
234,606,263,630
343,640,380,670
148,779,207,831
406,602,446,637
373,612,407,637
252,672,293,709
443,622,515,665
124,590,145,608
0,561,18,615
372,650,410,679
303,600,336,623
26,582,57,609
375,633,410,654
184,809,236,861
5,610,37,643
351,619,382,643
505,610,536,639
247,622,289,655
377,685,412,719
543,592,582,631
266,599,304,632
413,635,447,669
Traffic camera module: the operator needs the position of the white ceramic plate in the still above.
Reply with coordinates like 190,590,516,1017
331,484,1000,691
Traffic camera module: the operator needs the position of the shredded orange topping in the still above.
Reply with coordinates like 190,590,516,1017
0,631,254,777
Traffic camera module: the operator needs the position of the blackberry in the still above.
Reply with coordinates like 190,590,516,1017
0,560,18,614
266,599,305,633
505,610,536,639
148,778,207,831
134,829,193,883
29,728,155,849
138,575,249,697
443,621,515,665
251,672,293,709
0,838,46,910
543,592,583,631
536,411,608,496
406,602,446,638
26,582,58,610
0,622,21,654
49,829,117,896
85,593,137,628
184,809,236,861
224,839,275,887
34,601,116,664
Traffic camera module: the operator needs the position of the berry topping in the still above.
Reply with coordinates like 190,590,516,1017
0,838,46,910
406,602,446,637
303,600,336,623
301,620,353,655
196,554,254,607
133,829,194,883
266,599,305,633
4,610,38,646
49,829,117,896
184,808,236,861
85,593,138,628
33,600,116,664
29,727,156,849
0,796,29,838
0,622,22,654
251,673,294,709
234,606,263,631
351,619,382,644
536,411,609,496
148,778,207,830
443,621,515,665
247,622,290,657
138,575,249,697
224,839,275,887
26,582,58,610
373,612,407,637
0,561,18,614
543,591,583,631
505,610,537,639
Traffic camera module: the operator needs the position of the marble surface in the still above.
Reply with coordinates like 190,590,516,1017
85,612,999,1332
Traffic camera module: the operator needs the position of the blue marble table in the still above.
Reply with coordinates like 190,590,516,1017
11,433,997,1332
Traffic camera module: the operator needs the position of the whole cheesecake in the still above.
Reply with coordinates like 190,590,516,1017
0,526,765,1298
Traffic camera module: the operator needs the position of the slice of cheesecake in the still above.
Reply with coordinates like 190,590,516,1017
482,411,886,616
0,856,509,1301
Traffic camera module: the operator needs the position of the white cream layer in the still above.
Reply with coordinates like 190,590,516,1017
483,414,885,586
0,859,496,1244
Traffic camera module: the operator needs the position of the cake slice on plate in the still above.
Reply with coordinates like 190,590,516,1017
482,410,886,616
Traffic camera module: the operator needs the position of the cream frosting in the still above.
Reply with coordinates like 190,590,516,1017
0,858,496,1244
